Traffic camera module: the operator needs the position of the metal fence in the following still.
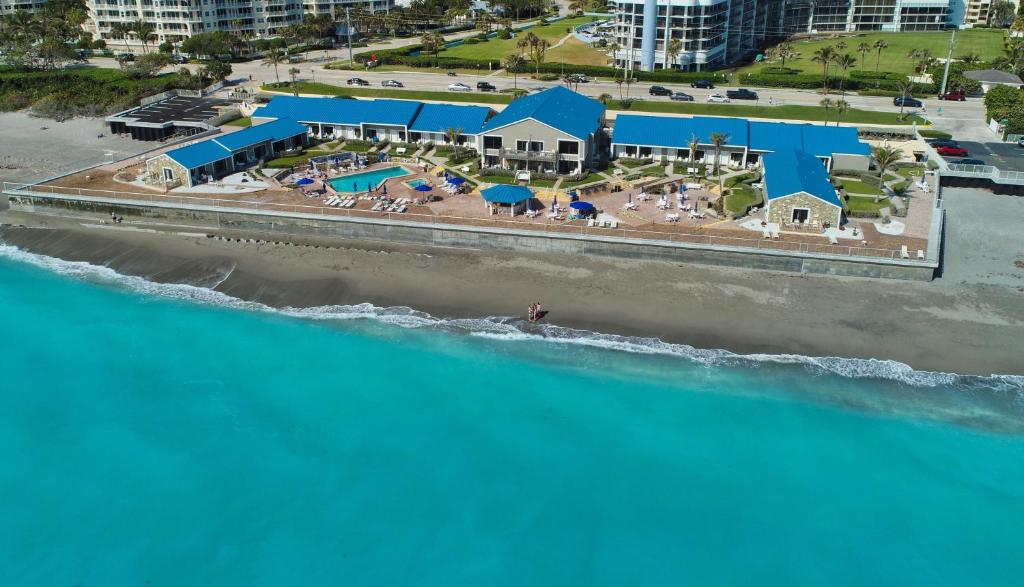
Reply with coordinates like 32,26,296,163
3,182,929,264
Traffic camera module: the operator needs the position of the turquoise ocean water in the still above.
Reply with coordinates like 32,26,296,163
2,243,1023,586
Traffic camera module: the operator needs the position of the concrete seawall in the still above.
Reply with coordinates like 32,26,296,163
4,193,939,281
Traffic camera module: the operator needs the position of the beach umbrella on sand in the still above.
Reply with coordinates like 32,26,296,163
296,177,314,186
551,194,558,212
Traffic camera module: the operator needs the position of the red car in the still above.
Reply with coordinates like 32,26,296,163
938,90,966,101
936,145,969,157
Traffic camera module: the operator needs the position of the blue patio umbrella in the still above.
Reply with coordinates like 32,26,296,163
569,201,594,211
415,183,433,192
448,177,466,185
296,177,314,186
382,181,388,195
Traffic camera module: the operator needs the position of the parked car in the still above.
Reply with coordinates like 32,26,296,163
726,88,759,100
938,90,966,101
649,85,673,96
476,81,497,92
927,139,959,149
893,96,922,108
935,145,969,157
381,79,404,88
949,158,985,165
170,54,187,64
707,94,731,103
567,73,589,83
1018,137,1024,148
448,82,472,92
347,78,370,86
119,52,135,62
691,79,715,89
670,92,694,102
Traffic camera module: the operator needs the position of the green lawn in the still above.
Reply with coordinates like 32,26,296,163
265,149,328,168
845,195,891,214
479,174,518,185
224,116,252,127
611,100,925,125
546,37,609,67
560,176,602,189
268,82,513,104
836,177,884,196
725,185,761,215
441,17,598,62
738,29,1006,77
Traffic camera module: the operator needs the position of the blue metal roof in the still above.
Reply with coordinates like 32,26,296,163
165,140,231,170
763,149,842,207
409,103,493,134
481,184,533,204
479,87,604,141
252,96,423,127
213,117,307,150
614,115,870,159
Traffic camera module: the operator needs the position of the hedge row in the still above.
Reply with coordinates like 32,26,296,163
738,72,936,94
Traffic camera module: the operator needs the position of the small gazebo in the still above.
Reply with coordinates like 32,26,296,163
480,184,534,216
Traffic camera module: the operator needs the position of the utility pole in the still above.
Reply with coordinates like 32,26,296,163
940,30,956,96
345,7,354,65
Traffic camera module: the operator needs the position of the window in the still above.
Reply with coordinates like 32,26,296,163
516,140,543,152
557,140,579,155
792,208,810,223
483,135,502,149
639,146,652,157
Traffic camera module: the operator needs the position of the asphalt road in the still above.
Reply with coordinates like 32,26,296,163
83,46,988,137
956,141,1024,172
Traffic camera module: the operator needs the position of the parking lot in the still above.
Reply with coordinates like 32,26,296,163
956,141,1024,171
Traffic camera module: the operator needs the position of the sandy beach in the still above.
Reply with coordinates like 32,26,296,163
2,208,1022,376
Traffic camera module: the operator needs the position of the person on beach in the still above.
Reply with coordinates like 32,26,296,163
528,304,536,322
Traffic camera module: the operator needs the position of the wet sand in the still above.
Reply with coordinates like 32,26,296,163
2,213,1022,376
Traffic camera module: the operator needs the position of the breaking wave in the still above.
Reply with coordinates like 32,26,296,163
2,242,1022,396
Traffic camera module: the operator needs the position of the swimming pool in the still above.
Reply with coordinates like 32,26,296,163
406,178,428,188
328,166,412,193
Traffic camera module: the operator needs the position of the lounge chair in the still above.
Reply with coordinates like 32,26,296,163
828,235,839,245
587,219,595,227
917,249,925,260
901,245,910,259
762,228,771,239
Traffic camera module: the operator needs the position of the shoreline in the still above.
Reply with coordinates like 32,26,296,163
1,214,1023,376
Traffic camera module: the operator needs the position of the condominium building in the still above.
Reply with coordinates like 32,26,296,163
608,0,955,71
0,0,48,14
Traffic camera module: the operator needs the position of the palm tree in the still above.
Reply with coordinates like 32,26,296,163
989,0,1016,27
504,53,526,89
614,76,624,100
666,38,682,69
446,126,463,161
708,131,728,178
131,20,156,54
833,99,850,126
516,31,536,56
568,0,585,13
873,39,888,72
812,46,836,94
871,146,902,189
597,93,613,105
895,79,914,121
528,38,549,76
820,97,834,125
833,53,856,96
908,49,934,75
776,42,798,68
262,48,284,85
110,22,132,53
958,52,981,66
624,74,634,98
421,33,445,67
288,67,300,95
856,42,871,69
834,40,847,53
688,134,699,178
608,41,620,69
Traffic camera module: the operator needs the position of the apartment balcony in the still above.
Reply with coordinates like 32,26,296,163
499,149,558,163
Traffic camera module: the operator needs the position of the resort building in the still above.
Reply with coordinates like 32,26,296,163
83,0,394,49
608,0,955,70
251,96,494,145
610,114,871,171
145,117,307,188
476,87,607,175
762,148,844,229
1,0,47,15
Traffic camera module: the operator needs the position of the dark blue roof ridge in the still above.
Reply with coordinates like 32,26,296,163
479,87,604,140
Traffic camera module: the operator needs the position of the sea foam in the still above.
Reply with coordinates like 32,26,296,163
2,242,1021,395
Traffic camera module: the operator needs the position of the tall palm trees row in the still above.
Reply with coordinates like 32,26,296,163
108,20,157,54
